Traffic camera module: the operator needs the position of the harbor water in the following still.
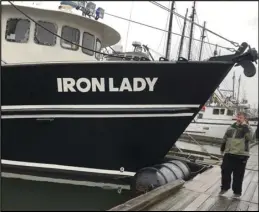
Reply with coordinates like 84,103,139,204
1,173,136,211
1,140,220,211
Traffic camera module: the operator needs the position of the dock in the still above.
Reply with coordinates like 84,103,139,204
109,144,258,211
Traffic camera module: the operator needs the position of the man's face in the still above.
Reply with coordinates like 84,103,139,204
236,114,245,124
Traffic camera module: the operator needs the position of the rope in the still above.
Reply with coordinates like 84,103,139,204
149,1,240,47
105,12,236,52
185,133,220,161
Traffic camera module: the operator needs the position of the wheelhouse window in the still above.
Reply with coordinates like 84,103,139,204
198,113,203,119
213,109,220,115
34,21,57,46
5,18,30,43
60,26,80,51
95,38,102,60
227,110,234,116
82,32,94,56
220,109,225,115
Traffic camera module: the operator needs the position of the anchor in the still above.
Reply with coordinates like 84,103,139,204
209,42,259,78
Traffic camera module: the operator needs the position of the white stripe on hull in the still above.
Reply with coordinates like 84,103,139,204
2,172,131,190
1,104,200,110
1,159,136,177
1,113,194,119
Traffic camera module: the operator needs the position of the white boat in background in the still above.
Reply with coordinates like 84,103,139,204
183,90,258,143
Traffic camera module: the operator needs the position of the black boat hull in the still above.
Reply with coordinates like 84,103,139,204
1,62,234,172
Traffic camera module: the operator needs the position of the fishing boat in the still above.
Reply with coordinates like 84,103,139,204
1,1,258,175
183,75,258,143
183,103,258,144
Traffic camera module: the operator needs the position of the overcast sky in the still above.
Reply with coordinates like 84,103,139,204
96,1,258,108
5,1,258,108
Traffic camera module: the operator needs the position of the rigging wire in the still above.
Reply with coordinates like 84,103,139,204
156,1,171,52
124,1,134,52
174,7,183,31
104,12,236,52
205,30,214,56
149,1,240,47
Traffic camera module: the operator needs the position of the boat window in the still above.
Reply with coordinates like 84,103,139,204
60,26,80,51
220,109,225,115
5,18,30,43
227,110,234,116
82,32,94,56
213,109,220,115
198,113,203,119
34,21,58,46
95,38,102,60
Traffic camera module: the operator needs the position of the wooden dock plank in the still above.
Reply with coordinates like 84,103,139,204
184,180,205,191
247,203,258,211
235,201,250,211
252,172,258,183
226,199,240,211
187,167,221,193
242,182,257,202
209,196,233,211
205,178,221,196
109,179,184,211
183,193,210,211
241,171,256,200
147,189,189,211
196,196,218,211
167,191,199,211
111,145,258,211
251,185,258,204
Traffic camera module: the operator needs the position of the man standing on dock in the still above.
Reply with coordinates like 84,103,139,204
220,112,252,198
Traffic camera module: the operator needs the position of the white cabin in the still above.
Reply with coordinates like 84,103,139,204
1,3,121,64
196,106,235,121
185,105,258,140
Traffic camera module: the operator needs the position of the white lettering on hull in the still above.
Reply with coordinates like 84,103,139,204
57,78,158,92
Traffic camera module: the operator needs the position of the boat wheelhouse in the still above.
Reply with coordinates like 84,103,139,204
1,2,120,64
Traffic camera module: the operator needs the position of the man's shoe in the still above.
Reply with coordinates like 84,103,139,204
219,189,228,195
233,193,241,198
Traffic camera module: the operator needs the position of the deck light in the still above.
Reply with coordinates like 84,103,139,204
95,7,104,20
85,2,96,17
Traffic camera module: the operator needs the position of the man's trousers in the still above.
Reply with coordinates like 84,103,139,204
221,153,249,195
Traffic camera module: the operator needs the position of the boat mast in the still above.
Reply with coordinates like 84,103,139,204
187,1,196,60
165,1,175,60
178,8,188,59
198,21,206,61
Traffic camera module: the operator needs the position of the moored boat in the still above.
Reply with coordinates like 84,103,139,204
1,1,258,174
